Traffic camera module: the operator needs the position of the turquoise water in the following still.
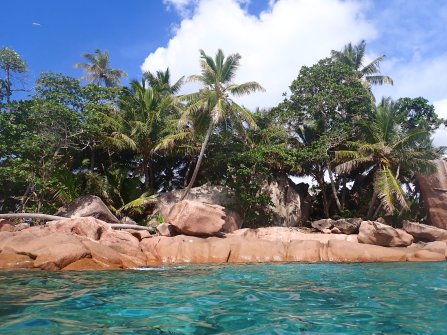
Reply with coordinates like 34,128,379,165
0,263,446,334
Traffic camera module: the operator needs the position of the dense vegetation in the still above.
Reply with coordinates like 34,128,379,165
0,42,443,226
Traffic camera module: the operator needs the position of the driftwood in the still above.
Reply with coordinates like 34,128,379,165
0,213,155,232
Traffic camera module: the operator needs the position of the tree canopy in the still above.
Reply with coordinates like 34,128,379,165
0,44,443,227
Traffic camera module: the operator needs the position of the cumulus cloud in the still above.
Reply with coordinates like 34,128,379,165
163,0,198,17
372,55,447,104
143,0,376,110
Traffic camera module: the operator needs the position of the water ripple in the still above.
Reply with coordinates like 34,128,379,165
0,263,446,334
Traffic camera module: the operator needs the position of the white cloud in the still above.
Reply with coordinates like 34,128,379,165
143,0,376,110
163,0,198,17
372,54,447,104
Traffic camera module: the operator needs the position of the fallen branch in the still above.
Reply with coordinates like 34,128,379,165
109,224,155,232
0,213,154,232
0,213,66,221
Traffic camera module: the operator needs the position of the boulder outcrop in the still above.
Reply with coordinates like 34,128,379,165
0,220,445,271
154,180,310,228
156,223,177,237
417,160,447,230
262,175,310,227
55,195,119,223
167,200,242,236
311,218,362,234
358,221,414,247
155,185,238,218
403,220,447,242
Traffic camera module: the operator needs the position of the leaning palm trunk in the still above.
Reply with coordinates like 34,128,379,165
181,121,214,200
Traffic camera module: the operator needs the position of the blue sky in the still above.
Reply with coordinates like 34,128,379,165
2,0,447,144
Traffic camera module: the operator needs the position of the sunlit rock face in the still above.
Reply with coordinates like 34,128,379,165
417,160,447,230
55,195,119,223
155,177,310,228
0,220,445,271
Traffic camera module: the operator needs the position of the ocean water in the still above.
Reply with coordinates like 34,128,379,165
0,263,446,334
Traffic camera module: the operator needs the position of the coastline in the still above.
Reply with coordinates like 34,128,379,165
0,218,445,271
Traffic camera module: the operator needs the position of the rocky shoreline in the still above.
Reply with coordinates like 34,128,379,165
0,216,446,271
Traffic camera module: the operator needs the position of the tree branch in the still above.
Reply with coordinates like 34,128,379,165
0,214,154,232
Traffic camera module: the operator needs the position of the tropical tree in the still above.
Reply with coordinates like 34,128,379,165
179,49,265,200
277,57,372,217
144,68,184,96
334,97,439,219
107,74,181,193
0,47,27,104
75,49,127,87
331,40,393,91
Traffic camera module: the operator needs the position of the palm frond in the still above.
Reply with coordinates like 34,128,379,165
221,53,241,83
366,75,393,86
227,81,265,96
117,194,157,215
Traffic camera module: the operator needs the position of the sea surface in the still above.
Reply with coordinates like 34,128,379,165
0,263,446,334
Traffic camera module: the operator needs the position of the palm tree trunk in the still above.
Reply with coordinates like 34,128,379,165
143,155,150,190
326,161,342,212
367,191,378,219
184,157,194,187
341,175,347,210
180,121,214,201
373,202,382,219
315,170,330,218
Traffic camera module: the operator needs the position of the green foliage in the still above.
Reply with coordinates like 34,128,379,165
331,40,393,88
0,47,27,103
0,48,27,73
226,163,274,227
75,49,127,87
335,97,440,218
395,97,442,132
0,45,443,227
178,49,264,199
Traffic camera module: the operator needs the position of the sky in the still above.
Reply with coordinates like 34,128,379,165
1,0,447,145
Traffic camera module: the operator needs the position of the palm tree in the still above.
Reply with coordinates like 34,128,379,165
180,49,265,200
334,97,438,219
75,49,127,87
144,68,184,96
331,40,393,89
107,76,179,193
